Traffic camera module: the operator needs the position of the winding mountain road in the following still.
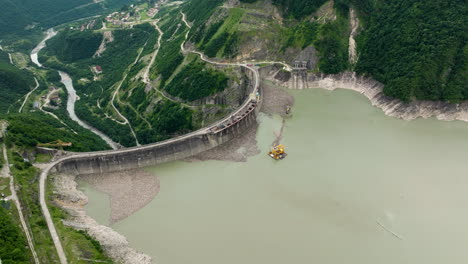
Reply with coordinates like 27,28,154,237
142,20,196,108
110,41,151,146
2,142,40,264
19,77,39,113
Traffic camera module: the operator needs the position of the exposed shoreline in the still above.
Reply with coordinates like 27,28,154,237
52,172,153,264
263,68,468,122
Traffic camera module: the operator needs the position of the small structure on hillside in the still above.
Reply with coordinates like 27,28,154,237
293,60,310,70
92,65,103,74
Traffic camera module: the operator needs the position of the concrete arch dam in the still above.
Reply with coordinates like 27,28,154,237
54,105,258,175
50,68,261,176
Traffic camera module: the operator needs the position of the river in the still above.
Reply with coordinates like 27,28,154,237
81,87,468,264
30,29,57,67
30,29,119,150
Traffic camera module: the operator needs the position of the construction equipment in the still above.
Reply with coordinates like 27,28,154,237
37,140,72,149
268,144,286,160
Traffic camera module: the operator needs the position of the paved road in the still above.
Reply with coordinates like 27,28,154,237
2,142,40,264
39,161,68,264
19,77,39,113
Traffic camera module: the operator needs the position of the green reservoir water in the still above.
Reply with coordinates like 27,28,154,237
81,88,468,264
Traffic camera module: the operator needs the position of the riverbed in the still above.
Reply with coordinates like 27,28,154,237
81,87,468,264
30,29,119,150
30,28,56,67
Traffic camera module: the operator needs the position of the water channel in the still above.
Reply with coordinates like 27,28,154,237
81,87,468,264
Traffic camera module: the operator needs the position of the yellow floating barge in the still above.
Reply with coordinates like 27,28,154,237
268,144,286,160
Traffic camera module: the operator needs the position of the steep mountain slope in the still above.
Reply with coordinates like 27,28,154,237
186,0,350,73
0,51,35,114
0,0,137,36
39,2,250,147
356,0,467,102
188,0,467,102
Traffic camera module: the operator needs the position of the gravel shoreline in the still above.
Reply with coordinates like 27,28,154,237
52,172,153,264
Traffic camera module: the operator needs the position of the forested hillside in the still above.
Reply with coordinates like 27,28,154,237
4,113,110,152
0,51,35,114
192,0,467,103
356,0,467,102
0,0,138,36
46,30,102,63
271,0,328,19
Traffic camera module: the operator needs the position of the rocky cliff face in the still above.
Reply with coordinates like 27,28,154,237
262,66,468,122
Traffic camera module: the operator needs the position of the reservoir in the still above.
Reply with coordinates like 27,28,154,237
81,87,468,264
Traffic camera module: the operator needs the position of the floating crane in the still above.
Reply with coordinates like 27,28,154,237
268,144,286,160
37,140,72,149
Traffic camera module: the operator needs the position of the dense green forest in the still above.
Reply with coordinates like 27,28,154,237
314,13,349,74
46,30,102,63
165,60,228,101
0,204,31,264
182,0,223,29
4,113,110,151
0,51,36,114
272,0,328,19
42,24,156,147
190,7,244,58
121,98,194,144
150,13,187,86
0,0,139,36
356,0,467,102
227,0,468,102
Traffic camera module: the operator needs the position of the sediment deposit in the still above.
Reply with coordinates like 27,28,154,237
79,170,160,224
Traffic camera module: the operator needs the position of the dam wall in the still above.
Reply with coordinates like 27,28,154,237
54,110,257,175
52,79,261,175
